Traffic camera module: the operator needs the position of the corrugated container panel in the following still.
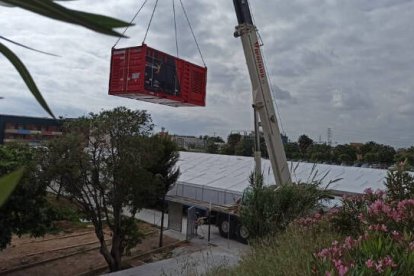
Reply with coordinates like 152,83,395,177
109,44,206,107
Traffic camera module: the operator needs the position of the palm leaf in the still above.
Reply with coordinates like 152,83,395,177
0,36,59,57
0,41,55,118
1,0,132,37
0,168,25,207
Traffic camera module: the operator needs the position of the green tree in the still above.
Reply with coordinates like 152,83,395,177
221,133,242,155
333,144,357,164
42,107,164,272
385,164,414,201
307,144,332,163
0,144,52,249
0,0,131,211
235,137,254,157
284,142,301,160
298,135,313,157
395,147,414,168
360,141,396,165
377,145,396,165
147,135,180,247
363,152,378,163
201,135,224,143
206,140,219,154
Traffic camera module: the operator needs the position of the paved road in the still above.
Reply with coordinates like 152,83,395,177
107,209,248,276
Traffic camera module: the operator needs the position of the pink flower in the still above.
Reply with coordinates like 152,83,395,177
391,230,401,240
364,188,373,195
397,199,414,214
343,236,355,249
325,272,332,276
337,265,349,276
317,248,330,259
357,212,369,224
332,259,348,276
382,256,397,268
369,200,391,215
375,262,384,273
410,241,414,251
388,210,402,222
365,259,374,268
333,259,342,267
327,208,340,216
374,189,386,198
368,224,388,232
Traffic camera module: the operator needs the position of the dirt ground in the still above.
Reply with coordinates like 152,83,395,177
0,222,180,276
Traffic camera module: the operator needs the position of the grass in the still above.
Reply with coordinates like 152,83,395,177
210,222,343,276
46,193,89,232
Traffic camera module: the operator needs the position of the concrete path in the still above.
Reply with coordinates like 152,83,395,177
136,209,248,254
107,245,240,276
106,209,248,276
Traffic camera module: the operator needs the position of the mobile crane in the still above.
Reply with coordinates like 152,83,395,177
166,0,292,244
233,0,291,186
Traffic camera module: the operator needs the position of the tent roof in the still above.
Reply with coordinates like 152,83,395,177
176,151,396,195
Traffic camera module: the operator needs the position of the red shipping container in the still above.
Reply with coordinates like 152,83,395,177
109,44,207,107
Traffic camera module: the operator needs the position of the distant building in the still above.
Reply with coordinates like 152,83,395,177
0,114,63,146
231,130,289,144
171,135,206,150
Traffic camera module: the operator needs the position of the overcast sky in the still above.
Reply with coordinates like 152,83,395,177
1,0,414,148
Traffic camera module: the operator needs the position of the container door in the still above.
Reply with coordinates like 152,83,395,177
176,60,206,106
189,66,207,105
109,49,127,93
125,47,145,92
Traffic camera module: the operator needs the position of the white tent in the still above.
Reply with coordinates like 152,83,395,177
168,151,404,206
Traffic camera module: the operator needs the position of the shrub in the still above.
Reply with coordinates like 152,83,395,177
311,231,414,275
0,144,53,250
385,164,414,201
312,189,414,275
329,189,386,236
211,221,342,276
240,173,332,239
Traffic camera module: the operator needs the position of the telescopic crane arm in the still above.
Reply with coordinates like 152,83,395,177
233,0,291,186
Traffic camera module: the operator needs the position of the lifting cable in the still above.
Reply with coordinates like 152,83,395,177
172,0,179,58
113,0,149,48
178,0,206,67
263,54,286,135
142,0,159,44
112,0,206,67
249,1,286,135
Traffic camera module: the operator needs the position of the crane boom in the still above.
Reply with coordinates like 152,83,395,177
233,0,291,186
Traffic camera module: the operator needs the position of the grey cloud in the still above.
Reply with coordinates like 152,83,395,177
356,0,413,12
272,85,298,104
330,88,372,111
1,0,414,147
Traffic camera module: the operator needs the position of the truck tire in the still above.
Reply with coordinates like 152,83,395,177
219,219,230,238
236,224,249,244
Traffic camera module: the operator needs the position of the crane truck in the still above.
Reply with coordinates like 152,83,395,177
166,0,292,244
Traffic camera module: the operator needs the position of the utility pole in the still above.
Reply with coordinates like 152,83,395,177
327,128,332,146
